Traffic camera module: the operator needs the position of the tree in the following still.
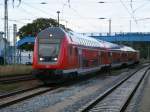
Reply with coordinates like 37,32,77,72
18,18,65,39
18,18,72,51
12,0,21,7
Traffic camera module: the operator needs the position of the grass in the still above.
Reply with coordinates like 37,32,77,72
0,65,33,77
0,83,20,93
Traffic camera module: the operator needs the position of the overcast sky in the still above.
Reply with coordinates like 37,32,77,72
0,0,150,34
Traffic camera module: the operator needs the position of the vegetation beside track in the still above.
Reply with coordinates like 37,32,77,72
0,80,40,95
0,83,20,94
0,65,32,77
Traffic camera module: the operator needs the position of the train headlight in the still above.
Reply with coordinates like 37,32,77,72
53,58,58,61
40,58,44,61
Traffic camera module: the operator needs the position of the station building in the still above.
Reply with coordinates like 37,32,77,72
0,34,34,64
0,32,9,64
0,36,18,64
16,36,34,64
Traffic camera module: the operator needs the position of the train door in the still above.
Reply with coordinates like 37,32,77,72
78,48,82,68
68,45,72,66
98,51,101,65
108,52,113,65
101,51,105,65
74,46,79,68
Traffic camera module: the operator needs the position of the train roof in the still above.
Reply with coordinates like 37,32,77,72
97,40,121,50
67,30,137,52
95,38,137,52
68,31,105,48
38,27,137,52
37,27,66,39
120,45,136,52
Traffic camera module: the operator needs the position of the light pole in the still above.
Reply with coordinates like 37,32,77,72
4,0,8,65
13,24,17,64
40,2,47,4
57,11,60,27
98,1,105,3
129,20,132,32
98,18,111,36
108,19,111,35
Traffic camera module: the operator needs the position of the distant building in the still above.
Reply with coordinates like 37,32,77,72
0,38,9,64
0,32,6,64
0,32,12,64
19,51,33,64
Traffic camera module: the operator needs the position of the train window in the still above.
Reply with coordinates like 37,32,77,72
120,52,122,56
79,38,82,45
69,36,73,42
93,42,94,47
39,38,60,43
108,52,112,57
86,40,88,46
101,52,104,57
90,41,92,46
121,53,127,57
111,52,113,56
89,41,91,46
91,42,93,47
83,39,86,46
82,40,85,46
92,42,94,47
39,43,59,56
74,47,78,56
38,43,60,63
76,38,79,44
38,38,62,63
81,38,83,45
85,40,87,46
69,46,73,55
87,40,89,46
81,38,84,45
90,41,93,46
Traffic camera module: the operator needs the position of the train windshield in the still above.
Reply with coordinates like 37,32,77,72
38,38,60,63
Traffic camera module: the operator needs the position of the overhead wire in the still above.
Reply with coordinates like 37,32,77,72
60,0,103,32
6,5,40,25
2,0,149,33
61,0,149,32
130,0,150,32
70,8,101,31
120,0,137,24
132,1,149,13
119,0,143,32
18,6,40,19
0,18,27,24
21,1,55,18
1,0,53,30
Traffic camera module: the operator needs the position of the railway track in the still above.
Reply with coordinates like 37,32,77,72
0,85,42,99
0,63,147,111
77,65,150,112
0,74,35,84
0,85,59,109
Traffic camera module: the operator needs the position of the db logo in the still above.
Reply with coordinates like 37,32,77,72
46,65,49,68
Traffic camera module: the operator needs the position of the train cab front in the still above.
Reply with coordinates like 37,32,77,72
32,27,68,81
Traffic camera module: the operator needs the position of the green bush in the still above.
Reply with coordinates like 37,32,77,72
0,65,32,77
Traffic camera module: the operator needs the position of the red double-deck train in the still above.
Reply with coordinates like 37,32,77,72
32,27,139,83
